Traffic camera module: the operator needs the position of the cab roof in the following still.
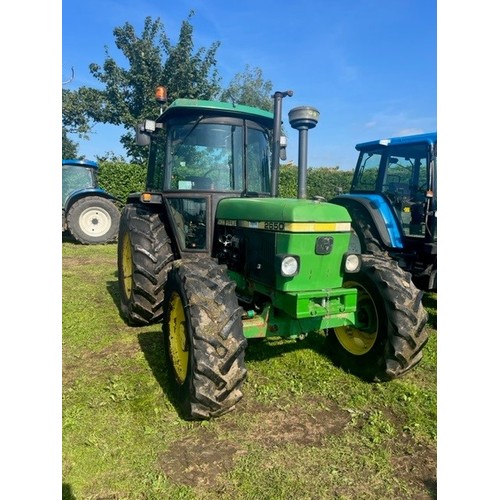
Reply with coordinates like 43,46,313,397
157,98,274,128
62,159,98,169
355,132,437,151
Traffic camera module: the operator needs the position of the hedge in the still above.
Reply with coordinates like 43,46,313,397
97,161,354,206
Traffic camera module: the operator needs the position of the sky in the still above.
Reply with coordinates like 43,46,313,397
62,0,437,170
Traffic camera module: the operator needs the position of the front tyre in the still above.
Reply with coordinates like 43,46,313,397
164,258,247,420
117,204,174,326
327,255,428,381
66,196,120,244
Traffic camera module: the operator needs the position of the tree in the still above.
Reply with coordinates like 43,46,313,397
62,129,80,159
62,87,100,137
62,12,279,163
62,65,100,159
65,12,221,163
219,65,273,111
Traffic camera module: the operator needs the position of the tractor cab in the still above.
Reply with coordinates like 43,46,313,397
136,98,275,254
62,159,99,208
351,132,437,243
332,132,437,290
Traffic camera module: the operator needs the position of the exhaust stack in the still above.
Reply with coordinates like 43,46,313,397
271,90,293,197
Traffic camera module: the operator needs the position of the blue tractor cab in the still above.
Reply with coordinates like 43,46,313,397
331,132,437,291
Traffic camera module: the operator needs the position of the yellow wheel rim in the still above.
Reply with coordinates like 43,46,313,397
335,282,379,356
121,232,133,300
168,292,189,383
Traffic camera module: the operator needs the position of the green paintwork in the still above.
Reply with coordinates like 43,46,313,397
218,197,358,338
237,290,358,339
217,197,352,292
216,197,352,223
158,98,274,127
275,232,351,291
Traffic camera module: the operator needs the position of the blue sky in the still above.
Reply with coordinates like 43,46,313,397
62,0,437,170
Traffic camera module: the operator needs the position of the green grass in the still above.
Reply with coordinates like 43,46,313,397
62,242,437,499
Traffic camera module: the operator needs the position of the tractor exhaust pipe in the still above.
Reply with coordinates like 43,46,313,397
288,106,320,199
271,90,293,197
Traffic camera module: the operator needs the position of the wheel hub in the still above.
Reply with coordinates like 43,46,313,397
168,292,189,383
79,207,112,237
334,284,379,356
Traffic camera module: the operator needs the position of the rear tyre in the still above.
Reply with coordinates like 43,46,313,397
327,255,428,381
347,204,386,254
66,196,120,244
164,258,247,420
117,204,174,326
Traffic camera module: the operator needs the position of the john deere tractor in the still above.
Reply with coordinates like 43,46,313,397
117,89,428,420
330,133,437,291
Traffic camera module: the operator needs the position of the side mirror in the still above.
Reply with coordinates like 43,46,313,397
135,122,152,146
279,135,287,161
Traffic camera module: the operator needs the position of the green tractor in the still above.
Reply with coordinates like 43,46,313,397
117,89,428,420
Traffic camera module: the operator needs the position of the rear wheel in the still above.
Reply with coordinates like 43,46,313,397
66,196,120,244
117,204,174,326
347,204,386,254
327,255,428,381
164,258,247,420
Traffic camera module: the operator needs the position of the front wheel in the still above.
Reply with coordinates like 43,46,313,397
164,258,247,420
327,255,429,381
66,196,120,244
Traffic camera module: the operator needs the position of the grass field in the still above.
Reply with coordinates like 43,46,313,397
62,241,437,499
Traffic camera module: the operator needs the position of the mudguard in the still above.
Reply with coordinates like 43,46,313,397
64,188,118,214
331,194,404,249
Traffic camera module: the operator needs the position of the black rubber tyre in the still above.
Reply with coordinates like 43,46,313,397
346,204,434,292
117,204,174,326
164,258,247,420
347,204,386,255
327,255,428,381
66,196,120,244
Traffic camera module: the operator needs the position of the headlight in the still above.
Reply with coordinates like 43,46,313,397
344,253,361,273
280,255,300,277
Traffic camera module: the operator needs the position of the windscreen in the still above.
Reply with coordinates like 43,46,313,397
353,142,431,238
62,166,95,205
352,143,429,194
165,118,271,193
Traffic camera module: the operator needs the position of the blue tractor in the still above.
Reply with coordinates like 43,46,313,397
62,159,121,244
331,132,437,291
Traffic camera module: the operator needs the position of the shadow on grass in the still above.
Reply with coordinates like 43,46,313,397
422,292,437,330
244,331,329,363
62,230,77,243
106,279,122,318
62,483,76,500
104,278,183,416
424,478,438,500
125,288,436,420
137,329,182,416
136,326,331,419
